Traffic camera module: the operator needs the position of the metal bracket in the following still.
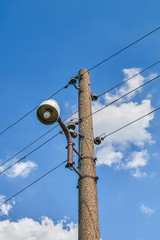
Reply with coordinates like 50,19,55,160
79,74,84,80
65,161,75,168
79,117,84,123
80,156,97,161
78,87,83,93
64,77,82,91
79,174,99,181
66,142,75,149
79,134,85,139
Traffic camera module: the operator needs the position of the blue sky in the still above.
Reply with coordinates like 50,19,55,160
0,0,160,239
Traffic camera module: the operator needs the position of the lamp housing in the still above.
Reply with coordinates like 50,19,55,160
37,99,60,125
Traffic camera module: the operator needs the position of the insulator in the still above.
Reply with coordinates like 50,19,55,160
91,94,98,101
67,120,76,130
69,129,76,138
94,137,101,145
69,77,77,85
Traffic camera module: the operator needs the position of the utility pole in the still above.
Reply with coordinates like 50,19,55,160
78,69,100,240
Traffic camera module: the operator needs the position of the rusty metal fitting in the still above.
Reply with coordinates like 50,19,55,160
79,134,85,139
65,161,75,168
66,142,75,149
79,174,99,182
80,156,97,161
79,117,84,123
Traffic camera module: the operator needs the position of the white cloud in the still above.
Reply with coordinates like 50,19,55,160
126,150,148,169
96,143,123,166
132,168,147,178
105,68,145,104
92,68,156,175
0,160,37,178
93,100,153,147
0,217,78,240
0,195,15,216
140,204,154,216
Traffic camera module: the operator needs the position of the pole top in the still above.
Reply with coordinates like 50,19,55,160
78,68,89,78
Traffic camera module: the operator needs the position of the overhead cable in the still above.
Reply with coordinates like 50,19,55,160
0,160,67,207
88,26,160,72
0,110,78,167
98,59,160,97
101,107,160,139
1,108,160,207
2,73,159,171
0,86,65,137
1,26,159,136
86,74,160,120
0,132,60,175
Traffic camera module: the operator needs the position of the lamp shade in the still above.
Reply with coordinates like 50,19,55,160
37,99,60,125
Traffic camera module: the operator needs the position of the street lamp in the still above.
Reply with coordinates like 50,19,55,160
36,99,74,167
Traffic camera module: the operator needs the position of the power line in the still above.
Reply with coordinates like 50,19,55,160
98,59,160,97
88,26,160,72
86,74,160,120
0,125,58,167
1,107,160,208
0,110,78,168
0,132,60,175
2,72,159,171
0,160,67,207
1,26,159,137
0,86,65,137
102,107,160,139
1,58,157,167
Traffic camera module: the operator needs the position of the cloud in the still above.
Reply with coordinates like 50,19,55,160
92,68,156,176
132,168,147,178
0,217,78,240
104,68,145,104
126,150,148,169
140,204,154,216
0,195,15,216
96,143,123,166
93,100,153,147
0,161,37,178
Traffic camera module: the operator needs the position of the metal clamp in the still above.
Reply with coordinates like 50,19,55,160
79,117,84,123
80,156,97,161
79,174,99,181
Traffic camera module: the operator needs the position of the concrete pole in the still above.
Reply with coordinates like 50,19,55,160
78,69,100,240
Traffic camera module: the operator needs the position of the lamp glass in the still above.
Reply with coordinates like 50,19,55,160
43,111,51,119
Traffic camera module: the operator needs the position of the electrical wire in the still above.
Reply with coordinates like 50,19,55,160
85,74,160,120
1,26,159,137
88,26,160,72
0,86,65,137
97,59,160,97
0,109,78,168
0,132,60,175
1,108,160,209
2,72,159,171
0,160,67,207
101,107,160,139
1,105,160,207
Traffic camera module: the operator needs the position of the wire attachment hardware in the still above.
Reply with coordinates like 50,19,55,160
94,133,106,145
65,77,83,92
80,156,97,161
91,94,98,101
79,174,99,181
